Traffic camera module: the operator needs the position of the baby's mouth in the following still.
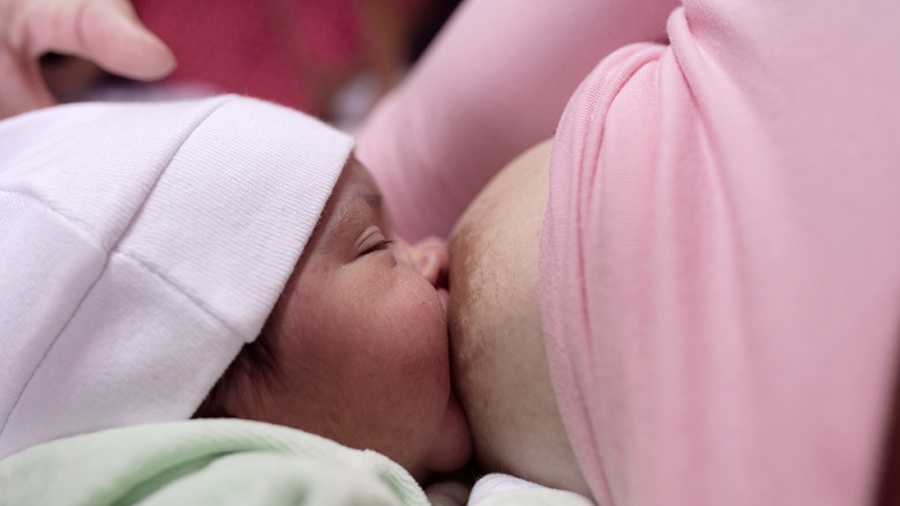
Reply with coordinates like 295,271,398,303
437,287,450,310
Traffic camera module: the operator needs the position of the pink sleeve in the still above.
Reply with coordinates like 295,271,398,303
355,0,677,240
541,0,900,504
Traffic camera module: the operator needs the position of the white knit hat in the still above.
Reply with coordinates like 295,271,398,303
0,95,354,458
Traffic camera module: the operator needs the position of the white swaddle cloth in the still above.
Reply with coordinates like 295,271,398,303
0,95,353,459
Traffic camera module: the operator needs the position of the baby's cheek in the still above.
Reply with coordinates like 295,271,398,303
384,286,450,369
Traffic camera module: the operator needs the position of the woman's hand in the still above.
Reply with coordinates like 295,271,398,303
0,0,175,119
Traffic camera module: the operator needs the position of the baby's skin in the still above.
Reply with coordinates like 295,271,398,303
203,157,472,482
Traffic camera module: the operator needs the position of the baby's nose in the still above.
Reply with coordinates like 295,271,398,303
407,236,449,287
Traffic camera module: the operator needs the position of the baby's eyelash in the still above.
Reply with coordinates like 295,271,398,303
362,240,394,255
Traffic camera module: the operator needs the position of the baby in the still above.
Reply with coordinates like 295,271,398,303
0,95,471,482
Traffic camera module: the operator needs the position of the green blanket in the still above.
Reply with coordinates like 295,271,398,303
0,419,593,506
0,419,426,505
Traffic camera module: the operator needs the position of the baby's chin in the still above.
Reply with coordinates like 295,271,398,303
416,389,473,479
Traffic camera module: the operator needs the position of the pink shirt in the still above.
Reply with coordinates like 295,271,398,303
357,1,900,504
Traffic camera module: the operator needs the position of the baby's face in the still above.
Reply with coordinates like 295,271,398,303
227,158,471,480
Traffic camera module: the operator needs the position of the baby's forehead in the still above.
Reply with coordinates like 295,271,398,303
330,191,385,235
314,159,385,235
266,157,388,328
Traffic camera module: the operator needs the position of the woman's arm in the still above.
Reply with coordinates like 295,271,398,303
355,0,677,240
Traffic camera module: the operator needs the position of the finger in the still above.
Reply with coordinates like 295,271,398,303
19,0,175,81
0,48,56,119
76,0,176,81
